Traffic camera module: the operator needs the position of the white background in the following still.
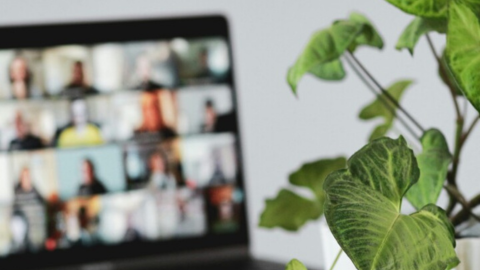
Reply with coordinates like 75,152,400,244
1,0,480,268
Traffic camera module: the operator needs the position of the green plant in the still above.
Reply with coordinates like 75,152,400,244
260,1,480,269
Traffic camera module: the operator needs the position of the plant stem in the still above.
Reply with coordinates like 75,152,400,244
451,193,480,226
344,54,421,141
462,116,480,144
444,185,480,223
329,249,343,270
446,117,465,215
425,34,463,120
347,52,426,134
424,34,468,216
448,116,480,215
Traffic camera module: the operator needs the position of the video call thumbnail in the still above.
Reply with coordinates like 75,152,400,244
0,36,244,258
0,37,230,99
181,134,238,188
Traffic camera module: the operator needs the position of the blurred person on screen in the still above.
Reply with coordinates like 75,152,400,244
57,99,103,148
197,48,213,79
147,150,176,190
77,159,107,196
134,55,163,91
9,56,37,99
201,99,237,133
134,92,176,139
208,148,228,186
9,111,44,151
77,205,99,245
61,61,99,99
207,186,238,233
13,167,47,252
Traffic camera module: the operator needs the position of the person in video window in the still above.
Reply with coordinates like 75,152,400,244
77,159,107,196
201,99,237,133
197,48,214,79
134,92,176,139
208,148,229,186
77,205,99,245
134,55,164,91
147,149,176,190
61,61,99,99
56,99,103,148
9,111,44,151
9,56,37,99
13,167,47,252
206,185,239,233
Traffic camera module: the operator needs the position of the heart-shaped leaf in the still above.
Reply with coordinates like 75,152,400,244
446,2,480,113
359,80,413,141
457,0,480,15
308,59,346,81
406,129,452,210
396,17,447,55
439,50,464,96
289,157,347,199
259,189,322,231
286,259,308,270
348,12,384,51
324,137,459,270
385,0,448,19
287,13,383,94
287,21,364,93
260,157,346,231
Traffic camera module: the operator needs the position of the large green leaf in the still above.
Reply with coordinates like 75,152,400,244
406,129,452,210
439,50,464,96
457,0,480,15
259,189,322,231
287,13,384,94
289,157,347,199
286,259,308,270
260,157,346,231
324,137,459,270
359,80,413,141
396,17,447,55
385,0,448,19
446,2,480,113
287,21,364,94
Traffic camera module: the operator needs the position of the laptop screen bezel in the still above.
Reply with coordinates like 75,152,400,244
0,15,250,270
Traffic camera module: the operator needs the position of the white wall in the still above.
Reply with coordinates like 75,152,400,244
1,0,480,268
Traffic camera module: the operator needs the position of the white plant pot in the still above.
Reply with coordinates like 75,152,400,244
320,221,480,270
455,237,480,270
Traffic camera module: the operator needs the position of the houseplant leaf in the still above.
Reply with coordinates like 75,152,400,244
287,21,364,93
289,157,347,199
324,137,459,270
359,80,413,141
260,157,346,231
287,13,383,94
457,0,480,15
384,0,448,19
286,259,308,270
406,129,452,210
439,50,463,96
446,2,480,113
259,189,322,231
308,59,346,81
396,17,447,55
348,12,384,51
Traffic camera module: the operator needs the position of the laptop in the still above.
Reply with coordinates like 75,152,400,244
0,15,284,270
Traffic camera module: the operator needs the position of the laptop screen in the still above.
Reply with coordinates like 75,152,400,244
0,16,248,269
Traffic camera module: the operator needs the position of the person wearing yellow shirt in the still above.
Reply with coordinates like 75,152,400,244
57,99,104,148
